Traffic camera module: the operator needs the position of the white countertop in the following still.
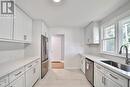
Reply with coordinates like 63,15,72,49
0,57,40,78
80,53,130,79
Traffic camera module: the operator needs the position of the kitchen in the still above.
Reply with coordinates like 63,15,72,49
0,0,130,87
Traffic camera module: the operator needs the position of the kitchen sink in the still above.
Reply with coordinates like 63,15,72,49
101,60,130,72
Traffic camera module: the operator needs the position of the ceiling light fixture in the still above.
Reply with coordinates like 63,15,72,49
53,0,62,3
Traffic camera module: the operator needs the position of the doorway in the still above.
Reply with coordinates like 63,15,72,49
50,34,64,69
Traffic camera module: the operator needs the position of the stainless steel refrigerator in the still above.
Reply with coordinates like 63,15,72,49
41,35,49,78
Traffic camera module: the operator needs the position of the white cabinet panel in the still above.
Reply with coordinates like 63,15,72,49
9,74,25,87
80,56,85,73
25,64,34,87
23,13,32,43
105,77,121,87
85,22,99,44
33,60,40,83
94,69,104,87
0,16,13,40
14,6,32,43
14,7,24,41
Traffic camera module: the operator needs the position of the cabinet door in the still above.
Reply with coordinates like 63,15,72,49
105,78,121,87
9,74,25,87
33,64,40,84
94,69,104,87
34,61,40,82
14,7,24,41
26,68,34,87
23,13,32,43
0,16,13,40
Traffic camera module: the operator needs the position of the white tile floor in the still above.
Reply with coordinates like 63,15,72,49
34,69,92,87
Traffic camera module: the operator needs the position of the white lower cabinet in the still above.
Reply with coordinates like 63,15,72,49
0,76,8,87
105,77,121,87
94,69,104,87
9,74,25,87
80,56,85,73
26,60,40,87
0,59,40,87
26,67,34,87
94,63,128,87
33,61,40,83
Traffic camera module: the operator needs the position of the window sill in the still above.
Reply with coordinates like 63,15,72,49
99,52,128,59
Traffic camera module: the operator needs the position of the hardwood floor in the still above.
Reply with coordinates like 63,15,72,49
51,61,64,69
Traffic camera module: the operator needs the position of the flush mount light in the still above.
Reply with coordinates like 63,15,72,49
53,0,62,3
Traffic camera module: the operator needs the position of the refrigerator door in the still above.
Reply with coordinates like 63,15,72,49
41,59,49,78
41,35,47,62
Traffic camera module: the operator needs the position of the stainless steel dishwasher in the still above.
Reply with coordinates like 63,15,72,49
85,58,94,87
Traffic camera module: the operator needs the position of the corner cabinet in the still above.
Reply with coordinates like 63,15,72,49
14,6,32,43
84,22,99,45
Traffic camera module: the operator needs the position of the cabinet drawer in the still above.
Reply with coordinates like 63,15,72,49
105,68,128,87
94,63,105,73
34,59,40,66
25,62,34,71
9,67,25,83
0,76,8,87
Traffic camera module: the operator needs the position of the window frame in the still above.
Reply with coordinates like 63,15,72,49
101,24,117,54
101,15,130,57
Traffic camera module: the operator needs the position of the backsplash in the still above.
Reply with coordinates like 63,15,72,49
0,42,24,64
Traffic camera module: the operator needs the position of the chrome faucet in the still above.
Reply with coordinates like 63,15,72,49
119,45,130,64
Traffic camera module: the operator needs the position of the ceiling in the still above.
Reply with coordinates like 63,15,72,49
16,0,129,28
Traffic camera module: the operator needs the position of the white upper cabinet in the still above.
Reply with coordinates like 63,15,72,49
0,16,13,40
42,22,48,37
85,22,99,44
14,6,32,43
14,7,24,41
23,12,32,43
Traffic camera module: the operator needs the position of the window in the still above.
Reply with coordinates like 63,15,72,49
119,16,130,53
101,16,130,55
102,25,116,53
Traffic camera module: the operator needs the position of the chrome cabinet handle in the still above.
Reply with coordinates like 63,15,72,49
110,74,118,80
28,65,32,68
15,71,22,76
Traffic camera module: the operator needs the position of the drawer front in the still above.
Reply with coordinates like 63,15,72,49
9,67,25,83
0,76,8,87
25,62,34,71
94,63,105,73
34,59,40,66
105,68,128,87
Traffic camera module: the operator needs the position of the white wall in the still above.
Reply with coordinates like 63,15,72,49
24,20,42,58
49,27,84,69
0,42,24,64
50,35,64,61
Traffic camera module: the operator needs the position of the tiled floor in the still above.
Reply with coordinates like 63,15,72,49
34,69,92,87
